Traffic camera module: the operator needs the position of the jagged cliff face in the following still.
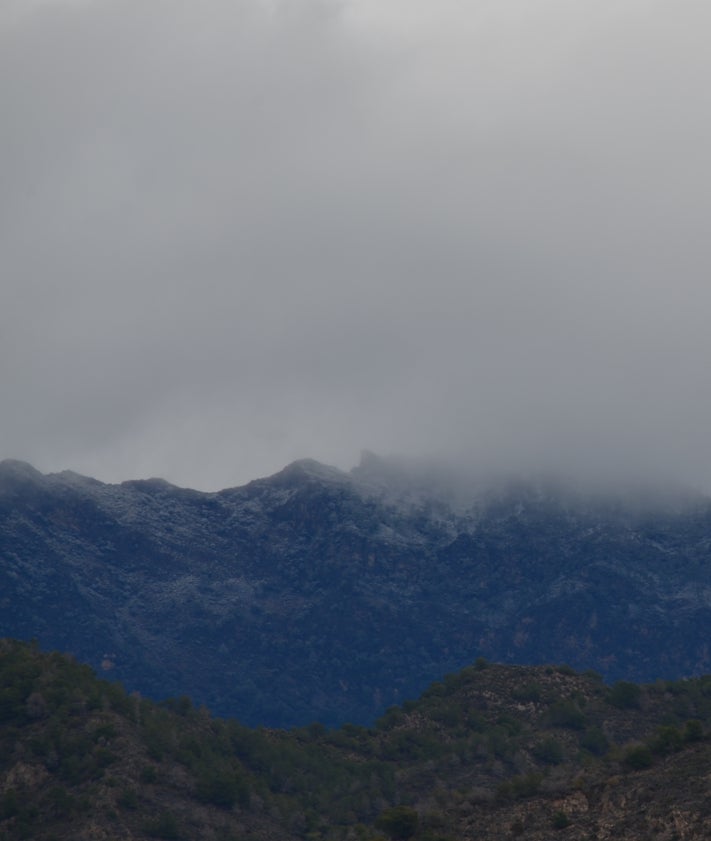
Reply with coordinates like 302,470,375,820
1,455,710,727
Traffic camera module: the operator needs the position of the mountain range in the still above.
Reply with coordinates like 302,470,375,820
1,453,710,727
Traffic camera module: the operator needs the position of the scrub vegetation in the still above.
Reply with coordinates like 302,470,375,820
1,640,710,840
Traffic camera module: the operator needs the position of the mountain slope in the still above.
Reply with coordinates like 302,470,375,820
1,455,710,726
1,640,710,841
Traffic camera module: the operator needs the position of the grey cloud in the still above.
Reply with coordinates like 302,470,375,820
2,0,711,490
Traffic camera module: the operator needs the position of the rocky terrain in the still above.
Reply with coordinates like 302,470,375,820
1,454,710,726
1,639,710,841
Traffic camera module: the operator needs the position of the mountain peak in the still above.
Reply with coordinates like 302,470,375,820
120,477,178,493
276,458,349,484
0,459,45,485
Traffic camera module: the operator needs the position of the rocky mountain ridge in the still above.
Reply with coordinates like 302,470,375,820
1,455,710,726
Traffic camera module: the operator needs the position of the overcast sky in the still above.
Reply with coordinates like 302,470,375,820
2,0,711,491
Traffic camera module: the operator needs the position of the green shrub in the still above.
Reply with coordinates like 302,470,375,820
497,714,523,736
623,745,653,770
512,683,542,703
1,789,19,819
548,700,586,730
552,810,571,829
376,707,406,731
498,773,542,800
140,765,159,784
649,725,683,756
117,788,138,810
195,765,249,808
375,806,419,840
93,721,117,741
144,811,181,839
532,737,564,765
683,719,704,743
608,681,642,710
582,669,603,682
46,786,77,819
580,726,609,757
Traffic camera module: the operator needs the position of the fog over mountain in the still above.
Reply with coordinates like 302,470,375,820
3,1,711,490
2,452,710,727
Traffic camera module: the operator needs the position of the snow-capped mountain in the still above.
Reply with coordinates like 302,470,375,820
1,454,709,727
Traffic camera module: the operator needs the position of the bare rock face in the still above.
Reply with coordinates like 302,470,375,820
1,455,710,727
